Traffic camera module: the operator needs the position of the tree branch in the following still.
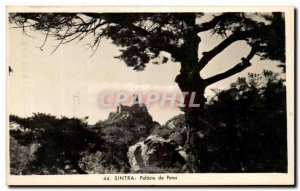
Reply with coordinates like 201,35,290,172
196,30,252,72
195,13,235,33
11,13,181,57
36,30,49,50
204,45,257,86
50,27,70,55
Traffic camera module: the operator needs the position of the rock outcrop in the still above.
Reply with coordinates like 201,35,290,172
151,114,187,146
127,135,187,173
94,101,159,135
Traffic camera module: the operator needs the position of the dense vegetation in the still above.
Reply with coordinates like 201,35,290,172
10,12,286,170
204,78,287,172
10,76,287,174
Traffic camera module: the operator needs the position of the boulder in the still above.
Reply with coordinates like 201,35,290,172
127,135,187,173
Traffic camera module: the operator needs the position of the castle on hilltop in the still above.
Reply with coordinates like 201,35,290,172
116,94,147,114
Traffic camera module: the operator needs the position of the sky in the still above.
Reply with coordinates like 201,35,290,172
7,13,284,125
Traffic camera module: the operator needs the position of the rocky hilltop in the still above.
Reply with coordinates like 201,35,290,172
90,101,188,173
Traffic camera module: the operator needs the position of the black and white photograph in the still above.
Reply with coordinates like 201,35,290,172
6,6,294,185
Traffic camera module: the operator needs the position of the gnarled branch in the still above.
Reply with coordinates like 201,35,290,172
196,30,252,72
204,45,257,86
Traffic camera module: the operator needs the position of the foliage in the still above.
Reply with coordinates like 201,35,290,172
10,137,31,175
79,151,123,174
204,77,287,172
10,114,103,174
9,12,285,70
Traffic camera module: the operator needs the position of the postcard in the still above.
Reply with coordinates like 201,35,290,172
6,6,295,186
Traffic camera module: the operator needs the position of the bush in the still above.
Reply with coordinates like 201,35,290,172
10,114,103,174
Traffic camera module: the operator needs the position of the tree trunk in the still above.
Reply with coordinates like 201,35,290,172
184,110,210,172
175,14,211,172
175,72,210,172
